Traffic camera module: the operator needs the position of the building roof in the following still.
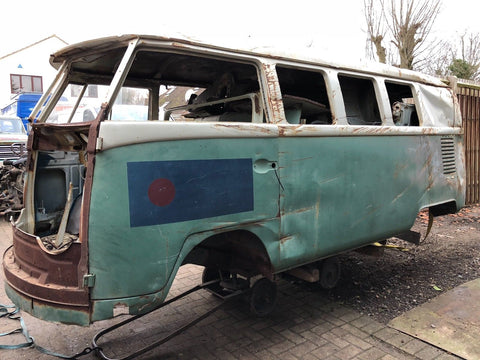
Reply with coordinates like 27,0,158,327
0,35,69,61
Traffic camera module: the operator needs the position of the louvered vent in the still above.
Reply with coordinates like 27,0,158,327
441,137,456,175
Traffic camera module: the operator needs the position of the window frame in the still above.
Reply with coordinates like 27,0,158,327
337,73,384,126
383,80,422,127
274,63,336,125
10,74,43,94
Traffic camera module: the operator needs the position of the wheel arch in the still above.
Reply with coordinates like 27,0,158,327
182,229,275,280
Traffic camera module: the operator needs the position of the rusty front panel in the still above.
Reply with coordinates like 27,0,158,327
458,86,480,204
3,225,89,306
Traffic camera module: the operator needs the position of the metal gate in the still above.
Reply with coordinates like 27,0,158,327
458,84,480,205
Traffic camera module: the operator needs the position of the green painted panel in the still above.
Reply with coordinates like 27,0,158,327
87,132,463,303
277,135,463,269
88,137,278,300
91,288,167,322
5,283,32,313
5,284,90,326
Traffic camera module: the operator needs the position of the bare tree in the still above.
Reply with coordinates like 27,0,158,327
364,0,441,70
422,39,454,76
388,0,441,69
460,32,480,77
364,0,387,63
419,31,480,80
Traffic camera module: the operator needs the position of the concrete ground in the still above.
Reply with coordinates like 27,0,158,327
0,220,463,360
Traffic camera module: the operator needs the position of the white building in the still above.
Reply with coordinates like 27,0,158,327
0,35,68,110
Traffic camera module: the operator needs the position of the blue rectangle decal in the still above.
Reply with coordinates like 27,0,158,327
127,159,254,227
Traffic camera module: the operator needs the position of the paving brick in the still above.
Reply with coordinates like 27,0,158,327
212,348,238,360
434,353,462,360
400,338,429,355
380,355,401,360
300,329,329,345
340,323,372,341
372,326,399,340
329,325,351,338
350,314,377,329
319,313,347,327
243,329,266,342
223,337,252,352
298,353,320,360
258,327,287,345
361,321,387,335
271,319,297,332
270,350,299,360
310,342,342,358
382,332,415,348
341,333,373,351
289,319,316,333
414,345,447,360
338,309,364,323
335,344,363,359
279,328,307,345
355,347,390,360
321,331,351,349
251,349,278,360
267,339,296,355
230,347,258,359
183,345,216,359
288,340,320,358
310,321,336,335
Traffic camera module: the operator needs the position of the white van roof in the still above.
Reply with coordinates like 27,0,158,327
50,34,446,87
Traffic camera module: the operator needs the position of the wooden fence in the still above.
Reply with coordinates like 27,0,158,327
457,84,480,205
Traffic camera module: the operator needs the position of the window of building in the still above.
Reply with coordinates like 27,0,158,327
385,81,419,126
338,75,381,125
276,66,332,125
10,74,43,93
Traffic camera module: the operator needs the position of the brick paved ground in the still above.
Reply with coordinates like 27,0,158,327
0,220,461,360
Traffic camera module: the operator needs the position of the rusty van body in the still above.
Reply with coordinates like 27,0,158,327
3,35,465,325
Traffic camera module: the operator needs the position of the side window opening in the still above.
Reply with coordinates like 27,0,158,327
276,66,332,125
338,75,382,125
385,81,419,126
41,51,264,125
157,53,264,123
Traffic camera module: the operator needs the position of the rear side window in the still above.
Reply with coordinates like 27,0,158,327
276,66,332,125
338,75,381,125
385,81,419,126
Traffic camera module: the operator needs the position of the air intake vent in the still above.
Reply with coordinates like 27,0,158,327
440,137,456,175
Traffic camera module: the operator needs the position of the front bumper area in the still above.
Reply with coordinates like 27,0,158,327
3,224,91,325
4,281,91,325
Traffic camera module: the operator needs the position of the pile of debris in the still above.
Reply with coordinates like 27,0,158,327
0,158,26,220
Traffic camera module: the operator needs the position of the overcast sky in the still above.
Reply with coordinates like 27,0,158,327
1,0,479,62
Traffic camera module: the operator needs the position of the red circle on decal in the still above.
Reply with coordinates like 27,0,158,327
148,178,176,207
